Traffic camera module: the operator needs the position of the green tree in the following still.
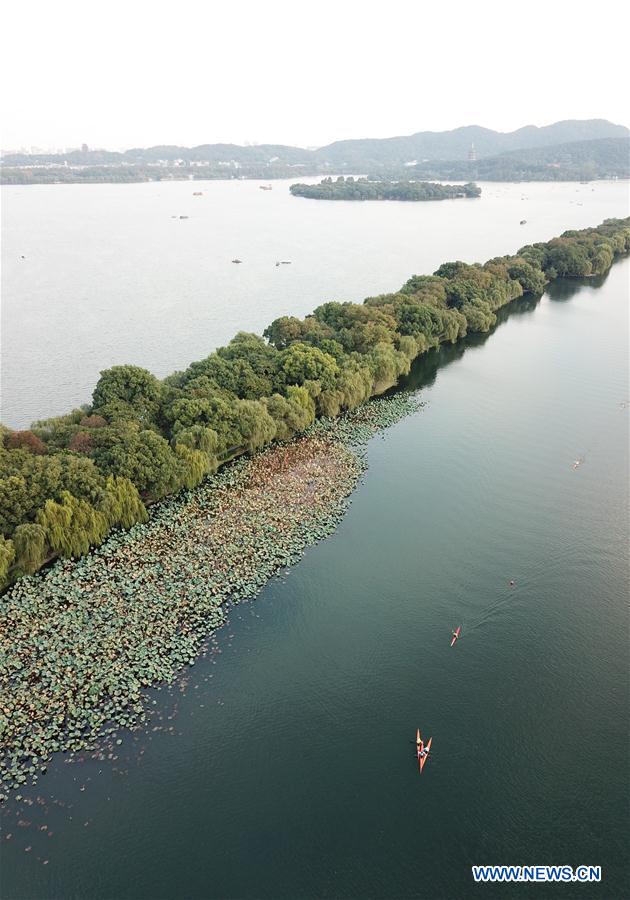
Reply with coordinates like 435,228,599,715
265,386,315,441
12,523,47,575
92,429,182,498
506,258,547,294
0,535,15,588
92,365,162,426
175,444,212,489
461,300,496,332
37,491,107,558
367,343,411,392
232,400,277,452
99,475,148,530
278,343,339,391
264,316,306,349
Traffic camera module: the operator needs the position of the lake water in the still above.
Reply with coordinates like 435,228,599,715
1,178,629,428
1,246,628,896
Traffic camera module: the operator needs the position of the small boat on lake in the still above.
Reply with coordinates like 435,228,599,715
419,736,432,772
232,258,243,264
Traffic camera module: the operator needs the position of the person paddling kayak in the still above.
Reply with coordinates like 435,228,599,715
450,626,461,647
419,736,432,772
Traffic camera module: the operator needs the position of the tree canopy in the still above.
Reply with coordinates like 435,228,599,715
290,177,481,201
2,217,628,588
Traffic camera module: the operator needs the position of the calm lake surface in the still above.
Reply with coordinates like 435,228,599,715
1,178,629,427
1,245,628,896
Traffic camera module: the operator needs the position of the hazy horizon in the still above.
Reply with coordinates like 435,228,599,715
2,0,629,151
4,116,630,155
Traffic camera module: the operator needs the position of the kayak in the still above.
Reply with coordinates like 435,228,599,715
420,736,432,772
450,625,461,647
416,728,423,762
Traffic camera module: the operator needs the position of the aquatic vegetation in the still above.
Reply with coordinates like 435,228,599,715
0,395,420,798
2,218,629,587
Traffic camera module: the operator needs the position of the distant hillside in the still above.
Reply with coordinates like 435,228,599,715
2,121,629,184
3,119,628,168
400,137,630,182
317,120,629,167
0,144,314,169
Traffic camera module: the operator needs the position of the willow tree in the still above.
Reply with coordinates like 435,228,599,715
12,523,47,575
0,535,15,588
37,491,108,558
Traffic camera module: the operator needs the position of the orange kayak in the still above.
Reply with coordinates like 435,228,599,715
420,736,432,772
416,728,423,764
450,626,461,647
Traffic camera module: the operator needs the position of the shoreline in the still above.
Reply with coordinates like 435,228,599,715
0,394,421,799
3,220,628,593
2,223,629,798
3,175,629,188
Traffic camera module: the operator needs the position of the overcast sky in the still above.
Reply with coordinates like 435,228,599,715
2,0,628,151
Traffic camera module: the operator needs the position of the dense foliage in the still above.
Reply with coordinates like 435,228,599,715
1,218,628,586
290,177,481,201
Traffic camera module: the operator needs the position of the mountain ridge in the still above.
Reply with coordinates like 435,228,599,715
3,119,628,169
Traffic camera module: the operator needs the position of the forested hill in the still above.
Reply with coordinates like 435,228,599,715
290,178,481,201
1,218,629,588
397,137,630,182
317,120,629,167
2,119,628,171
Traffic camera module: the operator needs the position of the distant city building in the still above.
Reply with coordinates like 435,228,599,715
468,142,477,162
81,143,89,153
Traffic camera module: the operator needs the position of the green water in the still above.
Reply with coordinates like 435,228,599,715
1,261,628,899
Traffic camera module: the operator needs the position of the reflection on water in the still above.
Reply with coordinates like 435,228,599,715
2,259,628,900
395,291,543,395
545,267,614,301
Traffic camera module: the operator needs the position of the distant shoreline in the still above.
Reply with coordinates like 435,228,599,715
2,169,628,187
2,120,628,185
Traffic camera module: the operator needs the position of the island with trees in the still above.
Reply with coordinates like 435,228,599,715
290,177,481,201
1,217,629,590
